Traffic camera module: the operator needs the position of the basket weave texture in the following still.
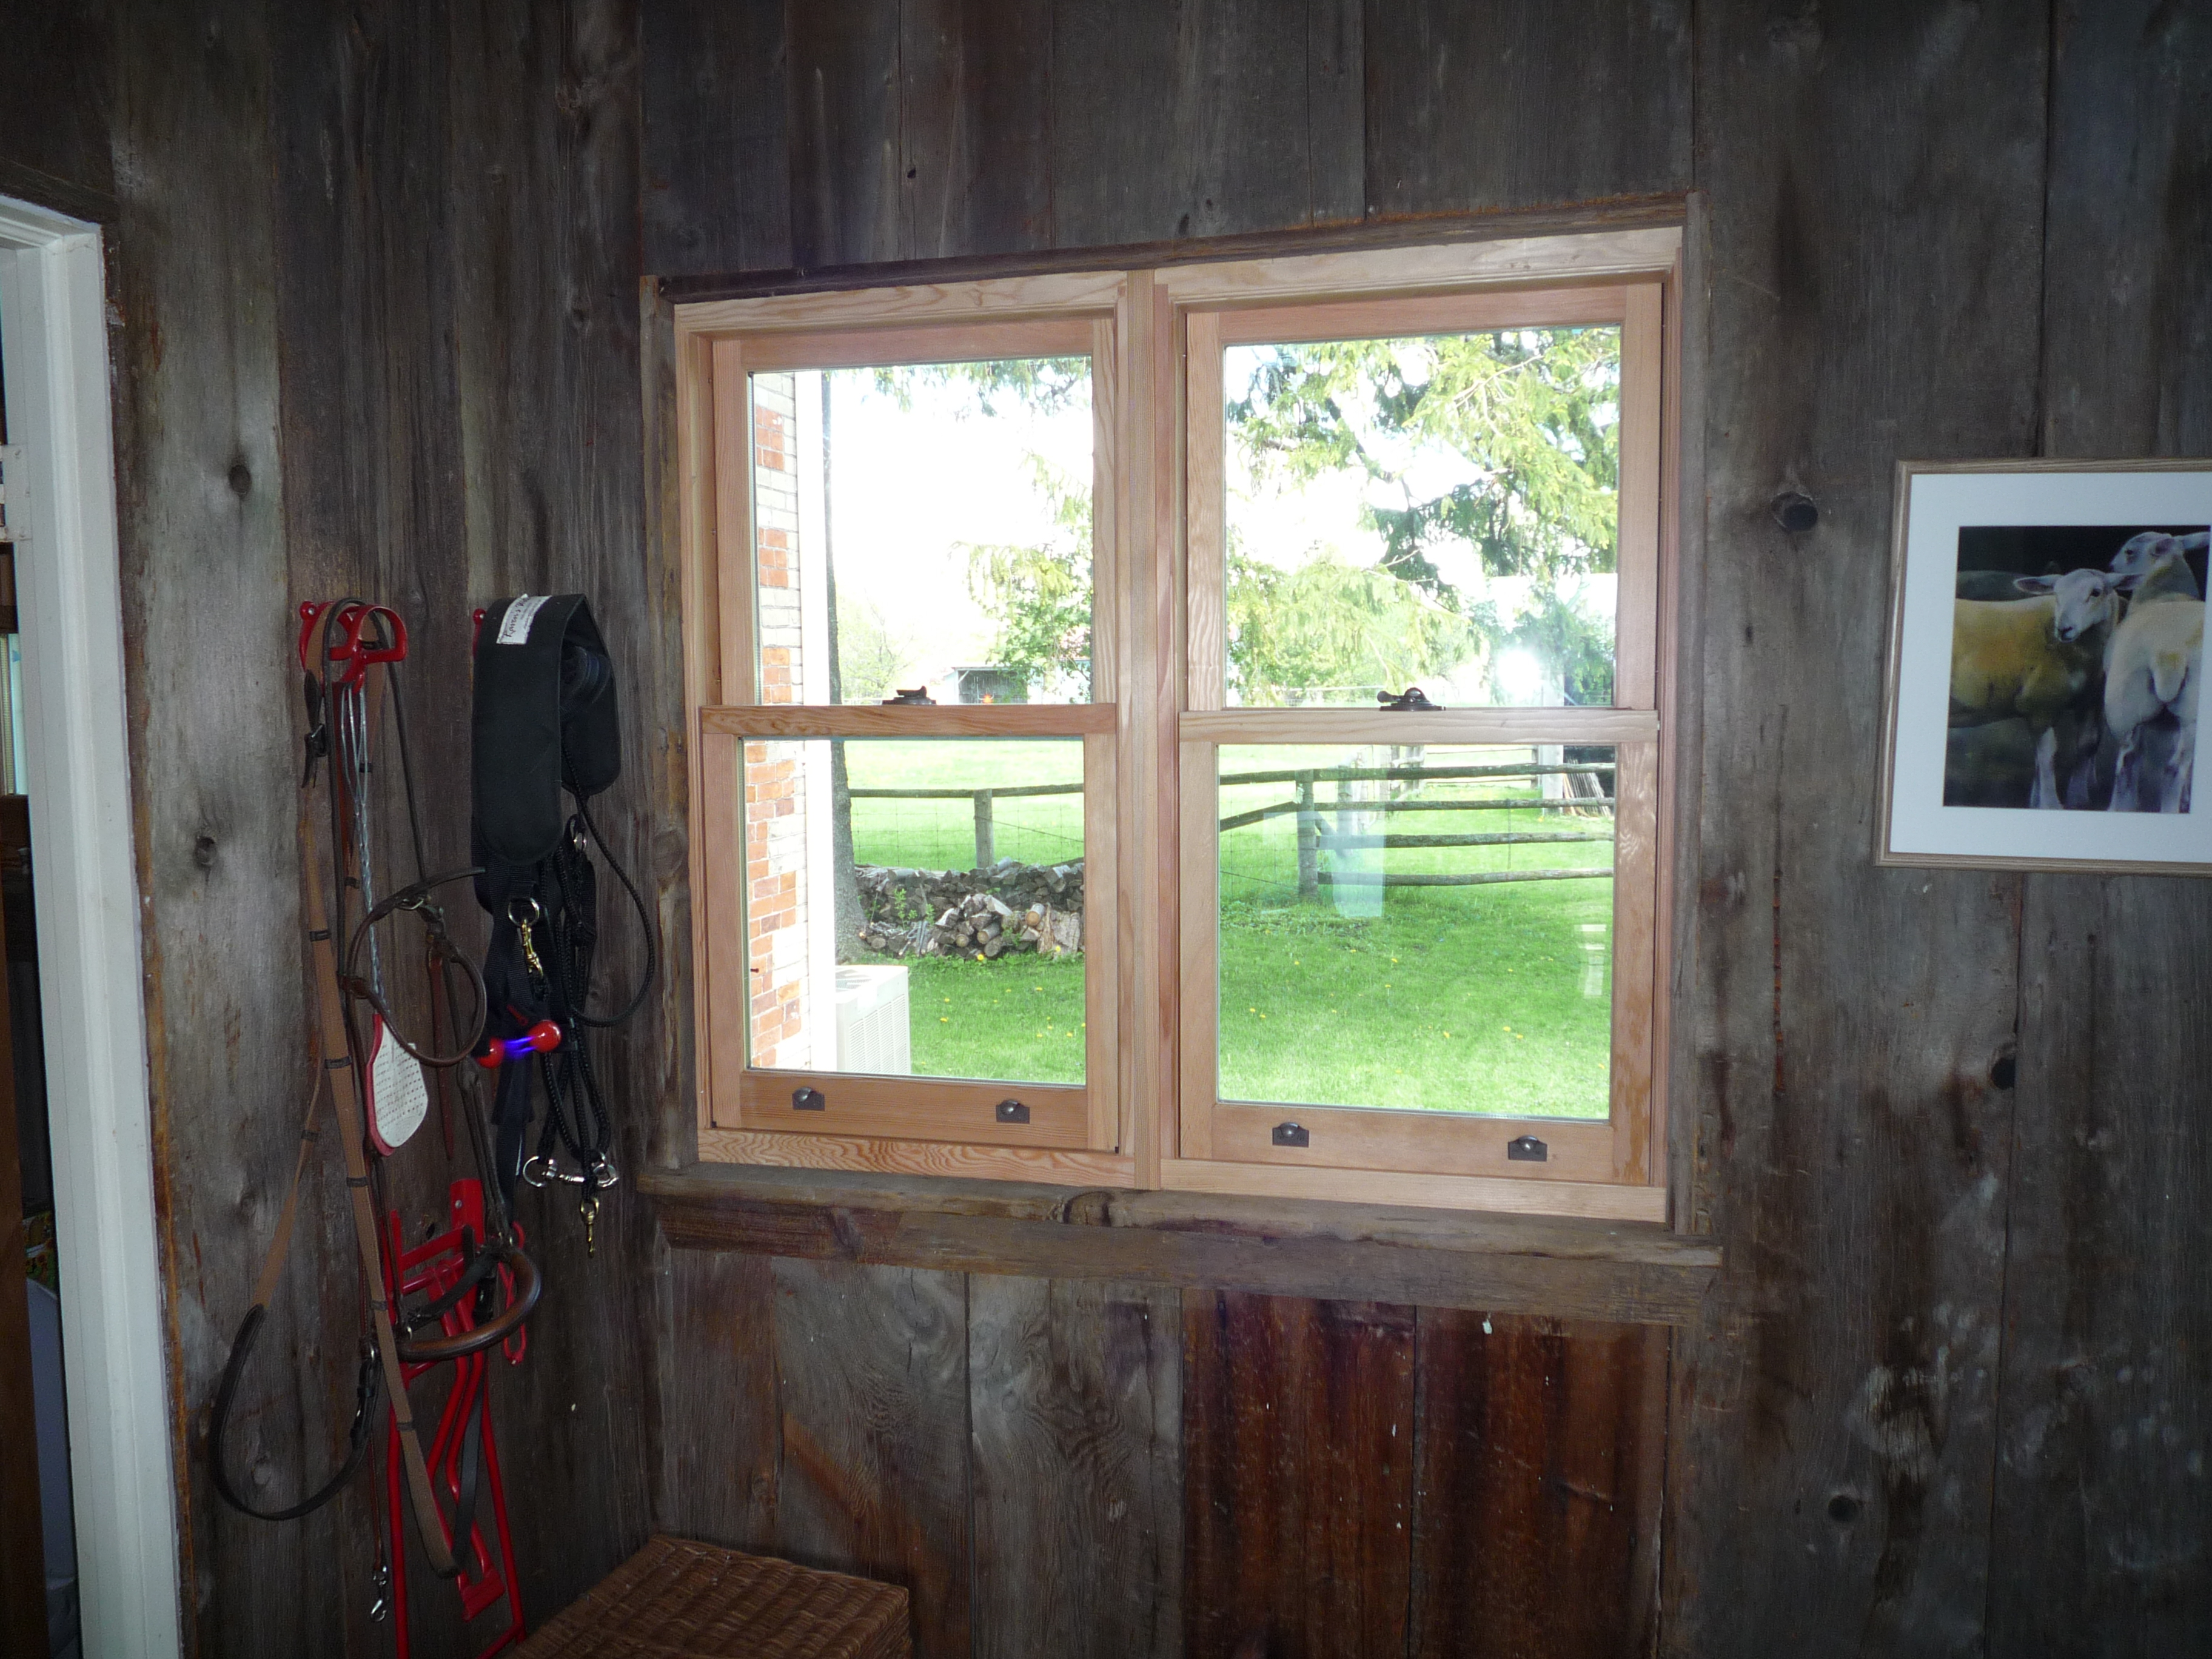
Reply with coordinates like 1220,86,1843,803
512,1535,911,1659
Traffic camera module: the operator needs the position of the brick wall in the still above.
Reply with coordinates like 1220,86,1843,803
746,373,808,1067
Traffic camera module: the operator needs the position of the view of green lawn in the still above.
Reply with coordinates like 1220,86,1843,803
842,739,1614,1118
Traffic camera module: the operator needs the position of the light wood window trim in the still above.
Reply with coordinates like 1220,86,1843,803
673,229,1683,1215
1166,253,1676,1215
681,292,1130,1166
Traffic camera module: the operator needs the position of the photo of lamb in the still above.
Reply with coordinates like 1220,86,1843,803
1946,523,2207,811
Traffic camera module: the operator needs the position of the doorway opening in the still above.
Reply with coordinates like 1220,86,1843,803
0,195,181,1657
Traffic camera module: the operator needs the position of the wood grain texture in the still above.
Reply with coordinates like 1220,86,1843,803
0,0,114,218
655,1248,779,1552
1163,1156,1667,1222
786,0,902,270
1182,1291,1414,1659
441,0,665,1638
648,1159,1721,1261
109,1,340,1650
1410,1312,1666,1659
1667,2,2049,1651
968,1276,1181,1659
704,701,1113,737
900,0,1055,260
1989,4,2212,1648
649,1165,1715,1323
1364,0,1692,217
640,0,791,276
771,1256,970,1658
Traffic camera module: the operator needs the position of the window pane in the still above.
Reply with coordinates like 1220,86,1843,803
1214,742,1615,1117
752,360,1094,706
1222,327,1620,708
741,737,1087,1085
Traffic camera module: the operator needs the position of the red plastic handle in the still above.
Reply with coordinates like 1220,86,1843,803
474,1019,563,1070
297,600,409,685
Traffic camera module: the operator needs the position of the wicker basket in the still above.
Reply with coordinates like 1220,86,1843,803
512,1535,911,1659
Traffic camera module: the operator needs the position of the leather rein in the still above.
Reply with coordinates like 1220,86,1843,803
204,600,541,1574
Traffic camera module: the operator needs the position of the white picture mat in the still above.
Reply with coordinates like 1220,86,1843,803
1887,466,2212,865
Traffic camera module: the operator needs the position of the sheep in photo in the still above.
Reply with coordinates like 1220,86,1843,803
1949,567,2128,808
2103,543,2204,813
2108,528,2209,583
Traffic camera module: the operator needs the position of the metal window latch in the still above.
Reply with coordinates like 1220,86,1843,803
1376,686,1441,711
1506,1134,1547,1162
996,1098,1029,1124
792,1086,826,1111
1272,1121,1310,1148
882,686,937,705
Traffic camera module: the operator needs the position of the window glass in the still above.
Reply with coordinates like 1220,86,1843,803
751,359,1094,706
740,737,1087,1085
1213,742,1615,1118
1222,327,1620,708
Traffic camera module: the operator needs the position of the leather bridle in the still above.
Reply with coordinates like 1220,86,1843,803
204,599,542,1577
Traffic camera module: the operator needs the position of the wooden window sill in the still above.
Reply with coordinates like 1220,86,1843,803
642,1162,1720,1326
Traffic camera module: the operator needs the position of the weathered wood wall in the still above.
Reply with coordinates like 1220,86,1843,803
0,1,2205,1655
636,4,2212,1658
4,2,671,1654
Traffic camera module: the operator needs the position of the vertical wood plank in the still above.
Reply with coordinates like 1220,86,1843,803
640,0,791,276
1305,0,1365,226
786,0,902,269
1363,1,1692,218
657,1248,780,1550
1170,0,1329,241
1669,2,2049,1650
110,0,326,1650
900,0,1056,260
969,1276,1182,1659
1182,1290,1415,1659
773,1258,971,1659
444,0,665,1635
1991,4,2212,1649
0,0,113,213
1409,1312,1666,1659
1047,0,1187,247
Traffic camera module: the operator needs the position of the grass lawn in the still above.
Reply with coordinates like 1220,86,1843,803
845,739,1085,870
904,953,1087,1083
845,740,1613,1119
1216,746,1614,1119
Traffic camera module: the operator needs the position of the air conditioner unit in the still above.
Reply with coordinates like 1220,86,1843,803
834,964,911,1075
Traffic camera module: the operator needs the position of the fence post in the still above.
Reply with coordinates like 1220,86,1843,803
1295,771,1317,899
973,789,994,869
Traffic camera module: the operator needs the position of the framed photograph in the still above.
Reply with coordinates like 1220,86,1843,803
1879,459,2212,873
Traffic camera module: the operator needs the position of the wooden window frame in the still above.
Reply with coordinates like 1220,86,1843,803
672,228,1683,1218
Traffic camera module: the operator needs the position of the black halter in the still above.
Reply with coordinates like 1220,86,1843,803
471,595,657,1240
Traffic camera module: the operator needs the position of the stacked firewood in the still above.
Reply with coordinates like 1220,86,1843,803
853,859,1084,960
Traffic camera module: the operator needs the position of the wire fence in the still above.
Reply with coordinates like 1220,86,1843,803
853,757,1614,886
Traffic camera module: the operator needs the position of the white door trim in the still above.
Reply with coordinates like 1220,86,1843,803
0,195,183,1658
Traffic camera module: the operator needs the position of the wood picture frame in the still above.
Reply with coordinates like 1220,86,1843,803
1877,459,2212,873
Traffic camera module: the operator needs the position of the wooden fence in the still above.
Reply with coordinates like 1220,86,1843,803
850,759,1615,892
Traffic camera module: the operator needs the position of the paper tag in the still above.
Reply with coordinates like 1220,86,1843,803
365,1018,429,1155
496,594,552,645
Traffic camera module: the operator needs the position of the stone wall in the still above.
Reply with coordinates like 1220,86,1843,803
854,858,1084,959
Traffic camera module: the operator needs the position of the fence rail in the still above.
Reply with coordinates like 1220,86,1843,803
849,759,1615,882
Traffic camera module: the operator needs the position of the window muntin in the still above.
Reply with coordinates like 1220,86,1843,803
681,246,1675,1212
1212,742,1616,1119
1177,280,1664,1188
749,357,1096,707
1220,326,1623,710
